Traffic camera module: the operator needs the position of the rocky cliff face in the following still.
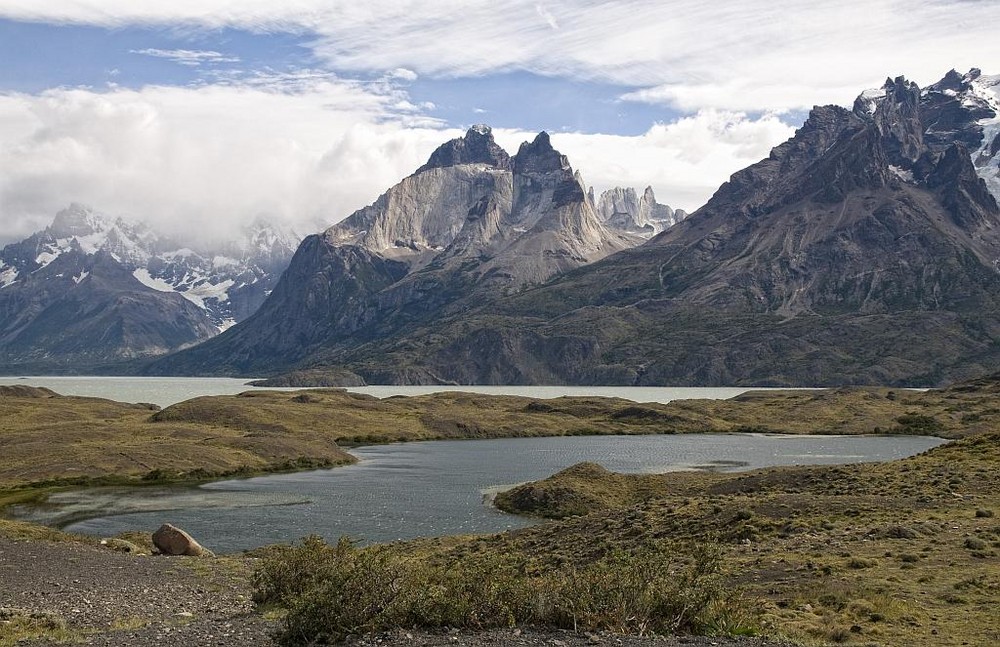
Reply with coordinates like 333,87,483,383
148,127,652,375
153,70,1000,386
595,186,686,238
0,205,299,371
312,69,1000,386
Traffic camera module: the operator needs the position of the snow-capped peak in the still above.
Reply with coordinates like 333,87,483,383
48,203,110,238
0,205,301,332
854,87,887,115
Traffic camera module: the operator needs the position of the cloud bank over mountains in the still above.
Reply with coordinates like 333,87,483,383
0,81,792,246
0,0,997,244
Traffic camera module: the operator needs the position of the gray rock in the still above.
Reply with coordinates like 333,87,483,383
596,185,684,238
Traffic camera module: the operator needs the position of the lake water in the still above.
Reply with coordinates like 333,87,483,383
0,375,774,407
0,376,267,407
13,433,946,553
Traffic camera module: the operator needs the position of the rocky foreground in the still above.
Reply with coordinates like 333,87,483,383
0,533,799,647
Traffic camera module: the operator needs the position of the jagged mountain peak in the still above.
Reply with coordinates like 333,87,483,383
415,124,511,174
513,131,570,175
0,206,300,337
844,67,1000,202
883,74,920,94
152,127,648,375
595,185,684,239
929,68,979,94
48,203,110,238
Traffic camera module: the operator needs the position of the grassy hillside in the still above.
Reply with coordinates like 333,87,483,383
4,377,1000,492
4,378,1000,645
266,430,1000,646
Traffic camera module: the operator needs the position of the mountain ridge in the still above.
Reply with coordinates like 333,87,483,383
146,127,682,376
0,205,299,371
130,68,1000,385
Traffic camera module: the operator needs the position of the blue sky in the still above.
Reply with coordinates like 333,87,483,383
0,18,681,135
1,1,998,245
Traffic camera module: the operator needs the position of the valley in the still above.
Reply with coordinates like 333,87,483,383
4,6,1000,647
2,377,1000,645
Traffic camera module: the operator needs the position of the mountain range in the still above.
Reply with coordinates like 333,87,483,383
147,126,684,379
149,68,1000,386
0,205,298,372
5,68,1000,386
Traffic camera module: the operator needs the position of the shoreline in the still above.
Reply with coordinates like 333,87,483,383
4,430,949,553
1,380,985,552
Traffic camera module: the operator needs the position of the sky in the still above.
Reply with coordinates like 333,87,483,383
1,1,999,245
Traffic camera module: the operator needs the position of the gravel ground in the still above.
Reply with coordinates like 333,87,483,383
345,630,797,647
0,535,276,646
1,536,799,647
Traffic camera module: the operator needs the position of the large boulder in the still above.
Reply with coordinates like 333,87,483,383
152,523,213,557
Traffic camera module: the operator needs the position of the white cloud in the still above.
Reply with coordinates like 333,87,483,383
0,1,989,244
0,81,453,245
494,111,796,212
3,1,995,112
535,4,559,30
387,68,418,82
0,76,793,245
131,48,240,67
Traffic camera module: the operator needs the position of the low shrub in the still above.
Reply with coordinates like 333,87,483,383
254,537,759,645
963,537,988,551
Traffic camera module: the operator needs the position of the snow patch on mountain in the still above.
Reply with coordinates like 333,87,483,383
971,73,1000,200
889,165,915,182
65,232,108,255
856,87,887,115
133,268,176,293
179,279,235,310
34,250,59,269
0,265,17,288
135,267,232,310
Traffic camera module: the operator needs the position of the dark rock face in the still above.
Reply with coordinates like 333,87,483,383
149,128,645,376
876,76,924,163
416,125,512,174
333,69,1000,386
150,234,408,375
513,132,568,175
0,251,218,373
